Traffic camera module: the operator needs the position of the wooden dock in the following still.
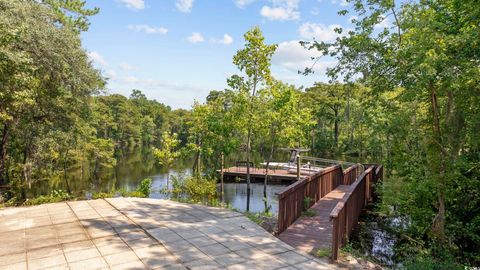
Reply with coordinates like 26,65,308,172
278,185,349,253
221,166,313,183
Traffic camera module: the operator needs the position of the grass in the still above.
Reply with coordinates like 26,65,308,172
315,248,331,258
302,208,316,217
244,211,274,226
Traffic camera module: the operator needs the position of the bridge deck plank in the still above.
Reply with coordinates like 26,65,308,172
278,185,350,253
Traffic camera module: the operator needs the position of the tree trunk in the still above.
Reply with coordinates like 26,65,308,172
0,123,10,185
246,128,251,212
246,78,258,212
334,108,339,147
264,128,276,212
430,88,446,241
63,149,72,194
220,152,224,203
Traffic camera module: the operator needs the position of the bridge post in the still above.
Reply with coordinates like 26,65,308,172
296,154,301,181
221,152,224,203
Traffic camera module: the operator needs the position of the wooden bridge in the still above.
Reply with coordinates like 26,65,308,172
276,163,383,260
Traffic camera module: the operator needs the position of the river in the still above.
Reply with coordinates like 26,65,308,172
27,149,288,213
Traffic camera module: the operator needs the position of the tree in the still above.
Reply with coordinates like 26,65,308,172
153,132,181,184
232,27,277,211
259,81,313,210
0,0,103,187
302,0,480,264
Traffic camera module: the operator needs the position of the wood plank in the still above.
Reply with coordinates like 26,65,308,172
278,185,350,254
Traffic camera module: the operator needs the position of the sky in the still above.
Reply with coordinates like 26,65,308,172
81,0,361,109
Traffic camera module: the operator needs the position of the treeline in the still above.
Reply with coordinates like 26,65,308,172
1,0,479,267
0,0,190,196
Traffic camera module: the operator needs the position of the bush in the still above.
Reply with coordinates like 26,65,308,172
136,178,152,197
169,174,217,204
24,189,71,206
128,190,147,198
92,192,114,199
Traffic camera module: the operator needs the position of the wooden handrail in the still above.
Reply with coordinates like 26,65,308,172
277,164,344,233
330,165,382,261
330,167,373,218
277,164,341,199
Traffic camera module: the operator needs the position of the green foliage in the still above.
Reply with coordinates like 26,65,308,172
170,174,217,204
302,209,316,217
301,196,316,216
23,190,71,206
315,248,331,258
244,212,265,225
300,0,480,266
303,196,313,211
136,178,152,197
402,255,463,270
153,132,181,173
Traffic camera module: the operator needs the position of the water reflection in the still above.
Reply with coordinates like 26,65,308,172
28,149,288,214
222,183,288,213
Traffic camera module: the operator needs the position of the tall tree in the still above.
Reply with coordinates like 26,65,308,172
0,0,103,186
232,27,277,211
259,81,313,210
302,0,480,262
153,132,181,185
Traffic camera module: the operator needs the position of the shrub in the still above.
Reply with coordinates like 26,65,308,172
136,178,152,197
303,196,313,211
128,190,147,198
24,189,71,206
168,174,217,204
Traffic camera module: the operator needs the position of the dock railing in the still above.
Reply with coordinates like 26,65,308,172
277,165,343,234
330,165,383,260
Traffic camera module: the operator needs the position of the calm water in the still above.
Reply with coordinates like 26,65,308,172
28,149,288,213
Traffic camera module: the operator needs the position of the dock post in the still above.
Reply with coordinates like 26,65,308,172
221,152,224,203
296,154,301,181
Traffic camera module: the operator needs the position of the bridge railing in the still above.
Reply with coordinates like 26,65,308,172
277,165,343,234
330,165,383,260
342,164,360,185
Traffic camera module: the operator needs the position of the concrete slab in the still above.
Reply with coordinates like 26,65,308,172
0,198,336,269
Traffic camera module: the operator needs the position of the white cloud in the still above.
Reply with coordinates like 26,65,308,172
118,0,145,10
118,63,135,71
375,15,391,29
87,51,108,67
176,0,194,13
234,0,256,8
212,34,233,45
331,0,348,7
272,40,334,73
260,0,300,21
187,32,204,43
122,76,140,84
105,70,117,80
298,23,341,41
128,24,168,34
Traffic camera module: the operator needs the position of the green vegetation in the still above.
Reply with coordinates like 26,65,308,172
301,196,316,217
153,132,181,183
23,190,71,206
300,0,480,267
315,248,331,258
168,174,217,205
0,0,478,267
244,211,273,226
136,178,153,197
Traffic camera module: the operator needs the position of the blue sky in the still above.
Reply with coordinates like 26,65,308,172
81,0,366,108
